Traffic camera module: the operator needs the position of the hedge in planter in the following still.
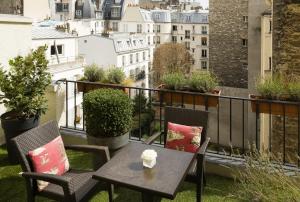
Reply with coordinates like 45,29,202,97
158,71,221,107
250,75,300,116
83,88,133,150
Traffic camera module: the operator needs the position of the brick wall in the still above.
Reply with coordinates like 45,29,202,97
209,0,249,88
272,1,300,164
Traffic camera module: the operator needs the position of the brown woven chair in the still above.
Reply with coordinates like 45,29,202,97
144,107,210,202
12,120,113,202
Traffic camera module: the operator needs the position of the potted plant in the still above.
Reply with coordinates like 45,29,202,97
77,64,105,92
0,46,51,163
83,88,133,151
250,75,300,116
77,65,129,93
157,71,221,107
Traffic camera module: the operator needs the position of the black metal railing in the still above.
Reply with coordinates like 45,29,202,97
57,80,300,167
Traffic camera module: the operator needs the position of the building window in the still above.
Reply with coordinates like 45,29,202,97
202,26,207,34
156,36,160,44
148,36,150,45
185,30,190,39
242,39,248,47
192,48,195,53
130,69,134,79
181,36,183,41
130,54,133,64
202,37,207,46
112,22,118,31
201,49,207,58
172,36,177,43
122,56,126,66
111,7,120,18
143,52,146,60
185,42,190,50
243,16,248,23
269,20,272,33
172,25,177,31
201,61,207,69
51,45,63,55
192,36,195,41
156,25,160,33
155,13,160,20
75,10,82,17
269,57,272,70
136,53,139,63
181,25,183,30
137,24,142,33
147,24,150,33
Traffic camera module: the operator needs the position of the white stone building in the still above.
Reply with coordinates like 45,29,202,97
31,27,85,127
78,33,149,88
151,9,209,70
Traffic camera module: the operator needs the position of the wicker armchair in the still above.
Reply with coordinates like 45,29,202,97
144,107,210,202
12,121,113,202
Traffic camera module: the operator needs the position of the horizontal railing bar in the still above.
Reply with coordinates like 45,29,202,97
56,79,300,105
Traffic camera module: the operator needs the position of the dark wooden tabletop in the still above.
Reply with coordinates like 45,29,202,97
93,142,196,199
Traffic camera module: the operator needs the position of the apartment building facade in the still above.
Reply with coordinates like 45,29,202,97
78,33,149,88
151,9,209,70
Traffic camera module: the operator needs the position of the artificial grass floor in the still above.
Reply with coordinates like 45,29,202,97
0,146,239,202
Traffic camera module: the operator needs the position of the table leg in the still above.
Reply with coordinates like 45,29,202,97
141,193,161,202
108,183,114,202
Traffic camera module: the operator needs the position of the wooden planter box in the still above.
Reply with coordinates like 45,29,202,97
157,85,221,107
249,95,299,117
77,82,127,93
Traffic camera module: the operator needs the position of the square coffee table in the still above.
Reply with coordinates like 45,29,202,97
93,142,196,202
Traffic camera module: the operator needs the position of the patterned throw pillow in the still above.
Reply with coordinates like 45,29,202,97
166,122,203,153
28,136,70,191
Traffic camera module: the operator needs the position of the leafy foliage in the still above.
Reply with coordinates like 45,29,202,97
188,71,218,93
153,43,192,85
287,77,300,101
83,64,105,82
0,46,51,119
161,72,187,90
234,149,300,202
107,68,126,84
256,75,285,100
83,89,133,137
161,71,218,93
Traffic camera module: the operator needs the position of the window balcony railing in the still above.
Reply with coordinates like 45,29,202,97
57,80,300,169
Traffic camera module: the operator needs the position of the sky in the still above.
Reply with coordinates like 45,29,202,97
200,0,209,8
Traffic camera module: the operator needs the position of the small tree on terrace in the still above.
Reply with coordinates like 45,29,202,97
152,43,193,85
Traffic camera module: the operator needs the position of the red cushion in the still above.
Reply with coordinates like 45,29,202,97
28,136,70,191
166,122,203,153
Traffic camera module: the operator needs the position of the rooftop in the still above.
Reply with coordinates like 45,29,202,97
32,27,76,40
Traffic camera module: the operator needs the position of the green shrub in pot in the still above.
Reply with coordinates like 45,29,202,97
188,71,218,93
83,64,105,82
256,75,285,100
83,88,133,138
287,80,300,101
161,72,187,90
107,67,126,84
0,46,51,163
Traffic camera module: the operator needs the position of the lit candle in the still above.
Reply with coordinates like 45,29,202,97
141,149,157,168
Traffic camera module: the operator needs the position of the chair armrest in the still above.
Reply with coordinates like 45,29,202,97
22,172,73,195
198,137,210,156
144,132,163,145
65,145,110,161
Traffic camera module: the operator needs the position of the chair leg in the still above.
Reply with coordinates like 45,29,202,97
196,170,204,202
108,183,114,202
27,194,35,202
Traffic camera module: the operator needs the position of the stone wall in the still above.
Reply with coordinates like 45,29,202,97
209,0,249,88
272,1,300,164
